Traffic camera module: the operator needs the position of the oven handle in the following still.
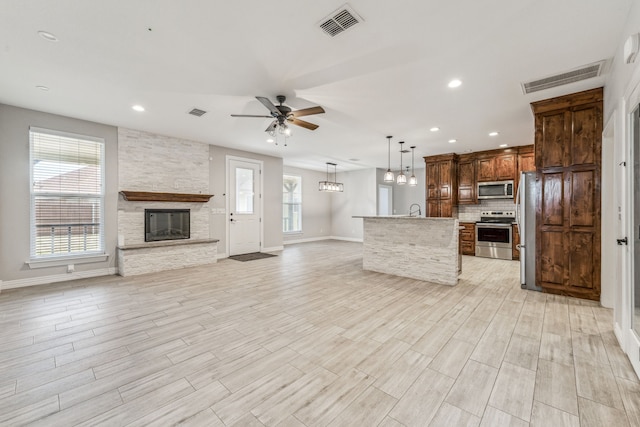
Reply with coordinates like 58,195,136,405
475,223,513,228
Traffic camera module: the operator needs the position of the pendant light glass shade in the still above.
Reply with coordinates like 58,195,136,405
384,136,394,182
397,141,407,185
409,145,417,186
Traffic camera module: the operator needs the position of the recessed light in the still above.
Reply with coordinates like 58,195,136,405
349,158,360,162
266,138,274,143
499,144,508,147
37,31,58,42
448,79,462,88
132,105,145,112
448,139,457,144
36,85,49,91
489,131,499,136
430,127,440,132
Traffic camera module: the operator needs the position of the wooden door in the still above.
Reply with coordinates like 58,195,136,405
477,157,495,181
458,155,476,204
495,154,516,180
532,88,602,301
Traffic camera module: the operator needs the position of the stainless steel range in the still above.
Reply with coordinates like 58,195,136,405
475,210,515,260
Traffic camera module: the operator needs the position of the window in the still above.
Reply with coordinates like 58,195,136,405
30,127,105,259
283,174,302,233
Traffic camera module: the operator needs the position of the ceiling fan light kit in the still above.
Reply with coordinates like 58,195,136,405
319,162,344,192
231,95,324,144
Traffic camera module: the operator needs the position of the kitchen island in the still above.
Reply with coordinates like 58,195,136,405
353,216,460,286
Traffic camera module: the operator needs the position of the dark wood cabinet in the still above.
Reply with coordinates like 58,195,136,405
457,154,477,204
424,154,458,217
512,224,520,260
476,150,516,182
459,222,476,255
514,145,535,200
531,88,602,301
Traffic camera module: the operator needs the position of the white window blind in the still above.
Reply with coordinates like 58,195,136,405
30,127,105,258
283,174,302,233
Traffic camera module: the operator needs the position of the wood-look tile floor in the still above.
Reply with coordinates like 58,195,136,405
1,240,638,426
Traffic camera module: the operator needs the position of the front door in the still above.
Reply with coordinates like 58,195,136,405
228,158,262,256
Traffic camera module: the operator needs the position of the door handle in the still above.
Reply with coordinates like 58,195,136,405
617,237,628,245
230,218,234,222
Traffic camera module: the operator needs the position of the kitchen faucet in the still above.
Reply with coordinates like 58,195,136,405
409,203,421,217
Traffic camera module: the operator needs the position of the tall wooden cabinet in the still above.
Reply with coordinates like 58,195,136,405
425,154,458,217
531,88,602,301
457,153,477,204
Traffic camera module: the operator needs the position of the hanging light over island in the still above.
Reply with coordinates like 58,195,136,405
318,162,344,192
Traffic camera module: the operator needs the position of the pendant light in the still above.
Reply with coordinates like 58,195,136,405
409,145,418,186
383,136,394,182
397,141,407,185
318,162,344,192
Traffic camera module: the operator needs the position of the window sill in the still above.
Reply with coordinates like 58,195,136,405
27,254,110,269
284,231,303,235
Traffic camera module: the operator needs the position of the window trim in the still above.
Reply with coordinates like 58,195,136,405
29,126,106,262
283,174,302,234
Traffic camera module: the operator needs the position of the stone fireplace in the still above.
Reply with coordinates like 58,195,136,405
145,209,190,242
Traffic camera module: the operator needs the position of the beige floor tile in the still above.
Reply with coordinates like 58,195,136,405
534,358,579,415
374,349,432,399
530,401,579,427
389,368,454,427
479,405,529,427
578,396,630,427
488,362,536,422
616,376,640,427
326,386,397,427
428,402,480,427
445,359,498,417
571,331,610,365
539,332,574,365
504,334,540,371
574,357,624,410
429,338,475,379
470,333,510,369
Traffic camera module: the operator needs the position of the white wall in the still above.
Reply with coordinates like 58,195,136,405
0,104,119,287
331,168,377,241
283,166,332,243
392,168,426,216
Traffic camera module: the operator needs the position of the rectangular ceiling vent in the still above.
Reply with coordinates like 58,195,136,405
188,108,207,117
521,60,607,94
318,4,363,37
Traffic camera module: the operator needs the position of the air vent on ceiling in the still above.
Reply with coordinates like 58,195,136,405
188,108,207,117
521,60,607,94
318,4,363,37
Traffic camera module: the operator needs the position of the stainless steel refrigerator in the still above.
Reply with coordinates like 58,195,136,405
515,171,541,291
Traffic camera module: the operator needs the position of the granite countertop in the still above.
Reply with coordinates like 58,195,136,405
352,215,456,220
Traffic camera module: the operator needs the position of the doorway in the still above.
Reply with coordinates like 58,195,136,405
378,184,393,215
227,157,263,256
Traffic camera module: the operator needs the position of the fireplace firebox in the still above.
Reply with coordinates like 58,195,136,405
145,209,190,242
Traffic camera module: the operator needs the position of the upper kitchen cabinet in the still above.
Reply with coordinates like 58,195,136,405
476,149,516,182
425,153,458,217
514,145,535,197
531,87,602,301
458,153,477,204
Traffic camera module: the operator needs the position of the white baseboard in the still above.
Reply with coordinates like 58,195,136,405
263,246,284,253
283,236,331,245
614,322,624,351
329,236,364,243
216,253,228,260
2,267,118,291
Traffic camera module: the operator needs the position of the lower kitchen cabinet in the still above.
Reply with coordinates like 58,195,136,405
459,222,476,255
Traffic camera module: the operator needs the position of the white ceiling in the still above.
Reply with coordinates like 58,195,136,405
0,0,632,171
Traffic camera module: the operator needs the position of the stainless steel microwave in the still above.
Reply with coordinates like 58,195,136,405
477,180,514,199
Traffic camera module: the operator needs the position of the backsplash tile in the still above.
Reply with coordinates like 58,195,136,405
458,199,516,221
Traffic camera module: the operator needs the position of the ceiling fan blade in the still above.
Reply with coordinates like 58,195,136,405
265,120,277,133
256,96,281,116
230,114,273,118
291,106,325,118
289,118,319,130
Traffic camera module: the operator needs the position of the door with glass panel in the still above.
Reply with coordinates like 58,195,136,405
229,159,261,256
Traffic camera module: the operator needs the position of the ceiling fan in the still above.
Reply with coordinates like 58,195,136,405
231,95,325,133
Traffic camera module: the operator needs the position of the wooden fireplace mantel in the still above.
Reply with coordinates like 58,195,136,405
119,191,214,203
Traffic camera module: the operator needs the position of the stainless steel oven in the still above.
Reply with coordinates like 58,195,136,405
475,211,514,260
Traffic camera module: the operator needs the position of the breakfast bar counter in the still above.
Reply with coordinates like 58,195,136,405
353,216,460,286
